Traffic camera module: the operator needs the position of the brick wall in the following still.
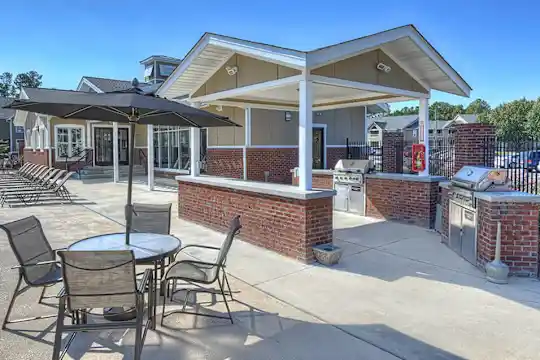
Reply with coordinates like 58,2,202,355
454,124,496,173
440,187,449,243
206,148,243,179
178,180,333,262
292,172,334,190
327,147,347,169
366,177,440,228
477,200,539,277
23,149,49,166
246,148,298,183
382,131,404,173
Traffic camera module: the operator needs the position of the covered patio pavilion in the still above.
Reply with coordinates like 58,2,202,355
145,24,472,262
148,24,471,188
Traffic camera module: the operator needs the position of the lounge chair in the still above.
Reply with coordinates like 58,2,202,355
0,216,63,329
0,164,43,184
0,171,74,207
0,168,61,190
53,250,154,360
161,215,241,325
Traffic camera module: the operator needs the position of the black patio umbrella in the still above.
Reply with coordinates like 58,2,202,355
3,79,240,244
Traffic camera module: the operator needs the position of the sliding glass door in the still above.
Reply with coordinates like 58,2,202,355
153,126,193,171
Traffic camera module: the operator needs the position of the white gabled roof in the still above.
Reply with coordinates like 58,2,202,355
158,25,472,100
158,33,307,99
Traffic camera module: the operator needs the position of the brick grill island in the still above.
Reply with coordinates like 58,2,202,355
365,173,445,228
440,182,540,277
176,176,335,262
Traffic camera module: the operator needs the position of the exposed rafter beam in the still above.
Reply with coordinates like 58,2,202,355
190,75,303,103
309,75,430,99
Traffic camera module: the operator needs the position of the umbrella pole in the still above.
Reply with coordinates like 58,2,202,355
125,120,137,245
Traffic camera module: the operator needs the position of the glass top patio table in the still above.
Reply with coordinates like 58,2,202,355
68,232,181,322
68,232,181,262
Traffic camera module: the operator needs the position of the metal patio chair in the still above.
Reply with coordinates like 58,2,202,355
0,216,63,329
161,215,241,325
54,250,154,360
130,203,173,279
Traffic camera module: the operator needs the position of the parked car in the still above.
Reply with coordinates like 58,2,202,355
496,151,540,171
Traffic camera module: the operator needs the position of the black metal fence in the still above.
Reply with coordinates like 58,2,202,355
346,139,383,172
398,135,454,178
484,136,540,194
429,135,455,179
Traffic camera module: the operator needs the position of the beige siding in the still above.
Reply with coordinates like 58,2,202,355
207,106,245,146
193,54,300,97
311,49,427,94
250,106,366,146
251,109,299,146
135,124,147,147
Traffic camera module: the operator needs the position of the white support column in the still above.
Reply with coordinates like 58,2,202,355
243,107,252,180
419,97,430,176
298,77,313,190
147,124,155,190
46,116,52,167
190,127,201,177
113,121,119,183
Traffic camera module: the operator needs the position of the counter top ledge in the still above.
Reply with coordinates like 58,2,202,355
475,191,540,203
290,168,334,175
176,175,336,200
366,173,447,183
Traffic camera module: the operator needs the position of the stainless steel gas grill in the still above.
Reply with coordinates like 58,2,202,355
448,166,510,264
333,159,374,215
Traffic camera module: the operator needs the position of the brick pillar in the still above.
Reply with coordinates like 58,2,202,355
382,131,404,173
454,124,496,174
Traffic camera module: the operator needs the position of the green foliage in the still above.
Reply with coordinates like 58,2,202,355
525,98,540,139
484,98,533,139
0,70,42,97
465,98,491,115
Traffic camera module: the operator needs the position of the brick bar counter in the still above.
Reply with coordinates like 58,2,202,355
176,175,335,262
365,173,445,229
291,168,334,190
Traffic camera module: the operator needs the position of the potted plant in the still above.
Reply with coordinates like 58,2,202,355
312,243,343,266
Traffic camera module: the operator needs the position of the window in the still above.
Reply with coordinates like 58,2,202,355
158,64,176,77
369,130,379,135
144,65,154,81
55,126,84,159
153,126,190,170
412,129,418,137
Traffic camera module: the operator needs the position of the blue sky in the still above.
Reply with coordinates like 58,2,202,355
2,0,539,111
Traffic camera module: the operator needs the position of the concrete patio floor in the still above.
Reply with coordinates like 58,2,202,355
2,179,540,359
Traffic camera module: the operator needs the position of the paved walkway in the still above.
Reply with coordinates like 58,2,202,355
1,179,540,359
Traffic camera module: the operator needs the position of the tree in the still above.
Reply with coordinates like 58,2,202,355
0,72,14,97
484,98,533,140
465,98,491,115
0,70,42,97
429,101,463,120
13,71,42,92
525,98,540,138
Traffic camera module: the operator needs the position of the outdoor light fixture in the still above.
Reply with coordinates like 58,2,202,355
285,111,292,122
376,62,391,73
225,66,238,76
216,105,223,111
